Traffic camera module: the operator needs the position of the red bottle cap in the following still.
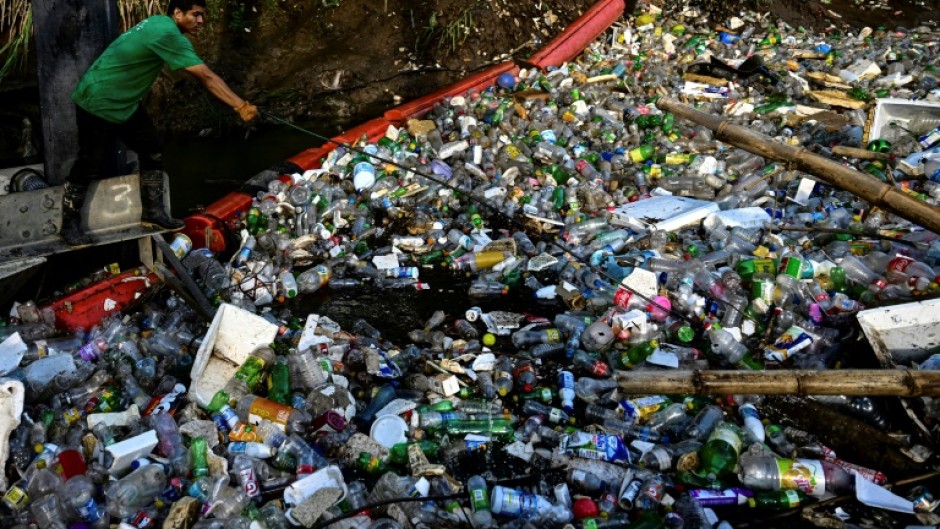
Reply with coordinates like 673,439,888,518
572,497,599,520
57,448,87,480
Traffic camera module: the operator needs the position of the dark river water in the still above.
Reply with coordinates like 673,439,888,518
162,122,330,217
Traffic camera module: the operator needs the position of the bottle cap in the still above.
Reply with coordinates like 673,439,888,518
370,415,408,449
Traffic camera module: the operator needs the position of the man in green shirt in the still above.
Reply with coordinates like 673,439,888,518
62,0,258,246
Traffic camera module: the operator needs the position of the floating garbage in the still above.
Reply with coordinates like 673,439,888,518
4,2,940,529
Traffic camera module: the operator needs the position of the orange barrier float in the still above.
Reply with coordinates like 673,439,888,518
529,0,625,68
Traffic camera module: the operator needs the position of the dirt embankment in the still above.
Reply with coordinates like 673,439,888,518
2,0,939,165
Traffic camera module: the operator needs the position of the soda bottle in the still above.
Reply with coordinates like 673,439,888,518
522,401,570,424
468,475,494,528
513,359,538,393
296,264,332,294
572,350,611,377
698,421,745,479
221,346,276,406
357,452,387,474
235,395,311,434
190,436,209,478
558,371,575,413
494,356,514,397
748,490,808,510
267,356,291,405
737,451,854,496
616,340,659,369
64,474,108,527
233,454,261,502
511,327,562,348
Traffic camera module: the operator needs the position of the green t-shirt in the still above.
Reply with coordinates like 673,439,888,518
72,15,203,123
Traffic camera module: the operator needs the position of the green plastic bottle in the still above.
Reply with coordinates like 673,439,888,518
356,452,387,474
388,440,441,466
441,418,516,437
629,144,655,163
697,421,744,479
748,489,807,510
207,390,230,414
190,436,209,478
618,340,659,369
267,356,291,405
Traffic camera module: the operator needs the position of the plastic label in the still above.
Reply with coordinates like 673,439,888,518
776,458,825,497
709,426,743,456
470,488,489,511
2,485,27,510
247,398,293,428
239,466,260,498
76,497,102,523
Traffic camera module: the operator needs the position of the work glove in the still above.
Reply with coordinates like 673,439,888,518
235,102,259,122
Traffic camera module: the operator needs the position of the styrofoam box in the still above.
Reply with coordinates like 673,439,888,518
611,195,719,233
867,98,940,143
190,303,280,409
857,298,940,365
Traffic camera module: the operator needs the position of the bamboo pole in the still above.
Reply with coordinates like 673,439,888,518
616,369,940,397
656,98,940,235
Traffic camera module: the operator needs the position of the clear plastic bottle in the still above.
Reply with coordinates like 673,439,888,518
288,348,328,391
106,464,167,518
296,264,332,294
684,404,724,442
489,485,554,520
63,474,108,527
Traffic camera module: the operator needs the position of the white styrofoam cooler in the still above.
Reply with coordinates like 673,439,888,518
867,98,940,143
857,298,940,365
610,195,720,233
189,303,280,409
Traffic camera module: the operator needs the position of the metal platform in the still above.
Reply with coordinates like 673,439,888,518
0,170,174,304
0,173,171,262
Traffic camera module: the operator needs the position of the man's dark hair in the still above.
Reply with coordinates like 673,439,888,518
167,0,207,15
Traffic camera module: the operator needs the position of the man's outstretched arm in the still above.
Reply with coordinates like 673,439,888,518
184,63,256,121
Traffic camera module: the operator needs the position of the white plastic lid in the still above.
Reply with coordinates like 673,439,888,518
370,414,408,448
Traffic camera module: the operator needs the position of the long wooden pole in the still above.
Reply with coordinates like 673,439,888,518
656,98,940,235
616,369,940,397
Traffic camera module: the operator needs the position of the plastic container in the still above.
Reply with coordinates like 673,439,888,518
189,303,280,409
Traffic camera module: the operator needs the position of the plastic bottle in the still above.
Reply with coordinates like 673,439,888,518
296,264,332,294
558,370,575,413
493,356,514,397
737,451,854,496
235,395,311,434
698,421,745,479
467,475,494,528
522,400,570,424
764,424,797,457
233,454,261,501
288,348,328,392
490,485,554,520
738,403,765,443
190,436,209,478
748,490,808,510
106,464,167,518
683,404,724,442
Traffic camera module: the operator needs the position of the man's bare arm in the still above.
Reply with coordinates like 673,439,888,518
183,63,247,111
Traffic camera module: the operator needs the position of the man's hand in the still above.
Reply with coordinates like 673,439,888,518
235,102,259,122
